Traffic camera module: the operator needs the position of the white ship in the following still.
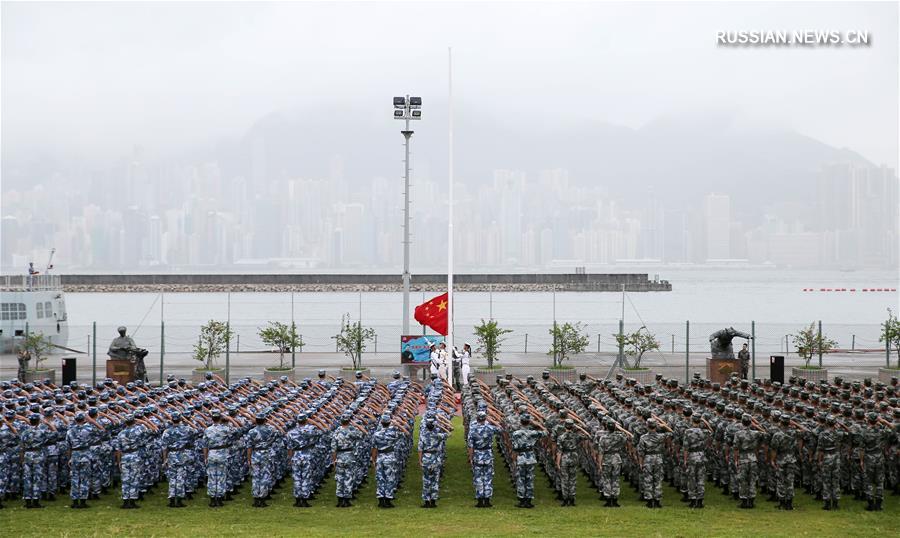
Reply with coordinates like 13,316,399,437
1,256,69,353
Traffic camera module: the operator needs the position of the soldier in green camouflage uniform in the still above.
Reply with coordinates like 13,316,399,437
556,419,588,506
682,414,709,508
861,412,891,511
817,414,844,510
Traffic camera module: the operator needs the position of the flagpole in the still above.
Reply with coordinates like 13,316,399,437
447,46,454,359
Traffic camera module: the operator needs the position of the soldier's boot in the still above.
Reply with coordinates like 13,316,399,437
603,497,612,507
697,499,705,509
739,498,748,509
722,485,730,496
822,499,831,510
217,497,225,507
516,497,525,508
168,497,176,508
32,499,44,508
681,492,690,502
748,498,755,508
121,500,131,509
421,499,430,508
225,492,233,501
344,498,352,507
476,498,484,508
259,497,269,508
831,499,838,510
612,497,620,507
875,498,883,511
185,491,193,500
570,497,576,506
264,493,272,501
732,491,740,500
645,498,654,508
176,497,186,508
784,498,794,510
865,498,874,511
430,500,437,508
525,498,534,508
138,492,144,501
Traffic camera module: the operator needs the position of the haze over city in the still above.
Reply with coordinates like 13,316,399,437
2,2,897,272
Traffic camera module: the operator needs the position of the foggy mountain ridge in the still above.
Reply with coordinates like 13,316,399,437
226,106,874,212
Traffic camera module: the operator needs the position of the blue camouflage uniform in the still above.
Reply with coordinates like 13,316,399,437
510,425,546,501
115,421,147,500
246,421,280,499
467,418,500,500
161,420,198,499
66,421,95,500
204,421,235,499
286,419,323,501
373,421,403,500
418,420,449,502
331,422,363,500
20,419,50,500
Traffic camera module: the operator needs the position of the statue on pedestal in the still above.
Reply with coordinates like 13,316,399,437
108,326,149,382
709,327,751,359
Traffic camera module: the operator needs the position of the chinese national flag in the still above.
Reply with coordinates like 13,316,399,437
414,292,449,335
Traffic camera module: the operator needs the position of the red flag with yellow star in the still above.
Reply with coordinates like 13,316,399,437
414,292,449,335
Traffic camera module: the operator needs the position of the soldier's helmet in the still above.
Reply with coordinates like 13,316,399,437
476,410,487,420
564,419,574,428
646,419,657,430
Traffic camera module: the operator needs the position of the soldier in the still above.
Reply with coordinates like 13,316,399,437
597,418,628,507
20,413,49,508
114,413,146,509
817,414,844,510
861,412,890,511
556,419,589,506
331,413,363,508
467,409,500,508
373,414,402,508
682,414,709,508
510,414,547,508
0,410,19,509
286,412,321,508
770,413,799,510
246,413,280,507
418,416,449,508
203,409,234,507
637,419,669,508
160,412,197,508
738,343,751,380
66,412,94,509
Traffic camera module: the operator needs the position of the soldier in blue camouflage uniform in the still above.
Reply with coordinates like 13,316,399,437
114,413,147,509
510,414,547,508
246,413,280,507
467,409,500,508
204,409,235,507
331,413,363,507
682,413,709,508
40,407,60,501
418,416,449,507
66,412,94,508
0,410,19,509
286,412,322,507
373,414,402,508
20,413,50,508
161,411,197,507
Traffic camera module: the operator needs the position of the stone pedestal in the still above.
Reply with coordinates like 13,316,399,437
621,368,656,386
192,368,224,384
23,368,56,385
339,368,371,381
106,359,136,385
264,368,296,382
707,358,739,385
792,367,828,384
877,367,900,385
548,368,578,385
473,367,506,386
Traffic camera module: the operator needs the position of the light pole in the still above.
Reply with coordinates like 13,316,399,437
393,95,422,336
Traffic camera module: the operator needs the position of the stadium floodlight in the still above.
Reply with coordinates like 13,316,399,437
393,94,422,339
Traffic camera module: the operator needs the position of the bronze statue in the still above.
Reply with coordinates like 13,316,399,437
108,326,149,382
709,327,751,359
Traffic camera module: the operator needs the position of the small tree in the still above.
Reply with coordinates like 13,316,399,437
880,308,900,369
793,322,836,369
333,314,376,370
614,327,661,369
19,332,53,370
548,322,589,368
193,320,233,370
258,321,303,370
474,319,512,369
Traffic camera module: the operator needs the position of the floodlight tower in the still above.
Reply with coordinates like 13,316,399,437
393,95,422,336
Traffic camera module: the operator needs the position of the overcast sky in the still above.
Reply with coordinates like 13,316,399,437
2,1,897,168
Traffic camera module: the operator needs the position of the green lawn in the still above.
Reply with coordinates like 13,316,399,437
4,417,898,537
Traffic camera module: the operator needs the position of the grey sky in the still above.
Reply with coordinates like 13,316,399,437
2,1,897,167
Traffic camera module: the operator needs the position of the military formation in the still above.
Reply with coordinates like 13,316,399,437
1,368,898,514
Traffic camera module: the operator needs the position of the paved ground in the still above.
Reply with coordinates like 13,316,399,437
3,349,895,385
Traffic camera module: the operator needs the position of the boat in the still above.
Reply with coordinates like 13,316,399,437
0,253,69,353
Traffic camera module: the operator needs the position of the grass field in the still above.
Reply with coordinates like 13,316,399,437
4,417,898,537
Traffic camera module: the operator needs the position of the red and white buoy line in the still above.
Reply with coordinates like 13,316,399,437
801,287,897,292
